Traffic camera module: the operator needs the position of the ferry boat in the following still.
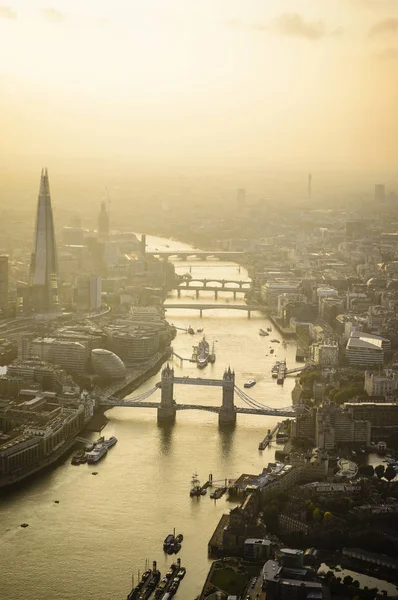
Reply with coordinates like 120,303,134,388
187,326,195,335
197,327,203,333
197,337,209,369
259,329,269,337
244,379,256,388
86,443,108,464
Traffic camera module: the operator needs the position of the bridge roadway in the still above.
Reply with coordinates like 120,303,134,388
100,399,295,417
164,303,266,317
178,278,251,288
147,250,244,260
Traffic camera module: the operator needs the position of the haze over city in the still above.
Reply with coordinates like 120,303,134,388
1,0,398,202
2,3,398,600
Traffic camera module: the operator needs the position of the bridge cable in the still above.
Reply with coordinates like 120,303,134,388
104,386,159,404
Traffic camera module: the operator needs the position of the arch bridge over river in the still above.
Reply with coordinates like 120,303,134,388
176,278,252,299
100,364,300,425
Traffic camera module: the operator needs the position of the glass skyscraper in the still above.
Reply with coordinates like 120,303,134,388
29,168,59,313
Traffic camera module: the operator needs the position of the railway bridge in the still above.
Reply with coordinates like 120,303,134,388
176,278,252,299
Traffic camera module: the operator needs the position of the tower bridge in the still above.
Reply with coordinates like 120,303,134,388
99,364,297,425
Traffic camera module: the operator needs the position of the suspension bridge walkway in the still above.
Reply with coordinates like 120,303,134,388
99,365,299,425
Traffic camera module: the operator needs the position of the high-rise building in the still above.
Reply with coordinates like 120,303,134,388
29,168,59,314
75,275,102,311
375,184,385,203
98,200,110,240
0,255,9,309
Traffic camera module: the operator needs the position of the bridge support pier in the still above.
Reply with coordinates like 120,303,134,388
157,405,176,423
219,408,236,425
215,290,218,300
158,364,177,423
233,291,236,300
248,310,251,319
219,367,237,426
196,290,199,299
177,289,181,298
199,309,203,318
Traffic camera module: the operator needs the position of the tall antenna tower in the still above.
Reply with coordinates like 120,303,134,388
308,173,312,201
105,187,111,220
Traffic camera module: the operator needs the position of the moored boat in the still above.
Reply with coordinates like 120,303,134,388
104,436,118,449
86,443,108,464
196,337,209,368
190,472,204,496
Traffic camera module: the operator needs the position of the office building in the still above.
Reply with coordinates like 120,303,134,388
346,331,390,366
29,168,59,314
75,275,102,311
310,340,339,367
29,337,89,375
261,282,302,308
0,255,8,309
98,200,110,240
293,403,371,450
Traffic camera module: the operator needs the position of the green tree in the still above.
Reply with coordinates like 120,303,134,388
313,508,322,522
384,465,396,483
375,464,385,480
343,575,353,586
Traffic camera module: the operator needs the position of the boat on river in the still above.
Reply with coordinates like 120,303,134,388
197,337,209,368
190,473,206,496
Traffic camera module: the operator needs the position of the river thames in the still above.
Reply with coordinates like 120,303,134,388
0,235,299,600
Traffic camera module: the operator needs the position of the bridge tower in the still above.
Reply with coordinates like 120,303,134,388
219,367,236,425
158,363,176,423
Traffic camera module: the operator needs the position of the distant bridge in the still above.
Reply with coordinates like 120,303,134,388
177,278,252,299
164,303,265,318
99,365,299,425
147,250,244,261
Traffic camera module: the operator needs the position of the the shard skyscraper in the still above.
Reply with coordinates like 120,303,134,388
29,168,59,313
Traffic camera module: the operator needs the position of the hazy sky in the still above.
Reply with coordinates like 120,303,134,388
1,0,398,172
